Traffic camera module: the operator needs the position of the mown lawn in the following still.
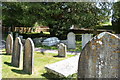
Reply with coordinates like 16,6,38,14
2,51,74,78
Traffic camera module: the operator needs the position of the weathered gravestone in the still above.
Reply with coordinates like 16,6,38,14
58,43,67,57
23,38,34,74
78,32,120,78
11,37,23,67
67,32,76,49
6,34,13,54
82,34,92,49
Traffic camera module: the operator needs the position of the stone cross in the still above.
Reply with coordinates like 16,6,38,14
67,32,76,49
78,32,120,78
82,34,92,49
23,38,34,74
58,43,67,57
6,34,13,54
11,37,23,67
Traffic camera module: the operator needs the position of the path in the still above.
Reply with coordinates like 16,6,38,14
35,48,80,55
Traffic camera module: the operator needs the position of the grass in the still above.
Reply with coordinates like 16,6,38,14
2,51,74,78
36,41,82,52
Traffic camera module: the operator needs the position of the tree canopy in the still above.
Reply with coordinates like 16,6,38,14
112,1,120,34
2,2,112,36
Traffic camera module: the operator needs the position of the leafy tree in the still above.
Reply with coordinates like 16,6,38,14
2,2,112,36
112,1,120,34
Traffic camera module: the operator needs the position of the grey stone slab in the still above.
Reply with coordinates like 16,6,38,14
45,55,79,77
78,32,120,78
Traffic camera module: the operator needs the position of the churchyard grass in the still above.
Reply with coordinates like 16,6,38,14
2,51,74,78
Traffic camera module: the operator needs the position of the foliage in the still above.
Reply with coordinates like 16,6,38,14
112,1,120,34
2,2,112,36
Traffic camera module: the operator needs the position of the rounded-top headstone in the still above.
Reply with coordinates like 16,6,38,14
6,34,13,54
58,43,67,57
67,32,76,49
11,37,23,67
23,38,34,74
78,32,120,78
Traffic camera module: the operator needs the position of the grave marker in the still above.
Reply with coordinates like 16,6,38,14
6,34,13,54
67,32,76,49
11,37,23,67
58,43,67,57
23,38,34,74
78,32,120,78
82,34,92,49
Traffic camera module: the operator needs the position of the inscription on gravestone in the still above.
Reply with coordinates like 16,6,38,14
78,32,120,78
6,34,13,54
11,37,23,67
23,38,34,74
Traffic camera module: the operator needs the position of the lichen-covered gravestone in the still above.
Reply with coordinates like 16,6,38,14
78,32,120,78
11,37,23,67
23,38,34,74
58,43,67,57
6,34,13,54
67,32,76,49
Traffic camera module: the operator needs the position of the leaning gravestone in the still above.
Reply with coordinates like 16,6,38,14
23,38,34,74
67,32,76,49
78,32,120,78
11,37,23,67
6,34,13,54
82,34,92,49
58,43,67,57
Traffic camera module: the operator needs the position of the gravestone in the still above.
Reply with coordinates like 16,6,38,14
23,38,34,74
78,32,120,78
116,34,120,38
5,34,13,54
58,43,67,57
67,32,76,49
82,34,92,49
11,37,23,67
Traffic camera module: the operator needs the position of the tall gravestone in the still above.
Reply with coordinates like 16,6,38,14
23,38,34,74
67,32,76,49
58,43,67,57
11,37,23,67
78,32,120,78
82,34,92,49
6,34,13,54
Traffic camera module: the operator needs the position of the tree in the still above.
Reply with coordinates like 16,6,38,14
112,1,120,34
2,2,112,36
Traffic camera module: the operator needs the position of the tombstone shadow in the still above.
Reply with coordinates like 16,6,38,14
42,72,61,80
11,69,28,75
4,62,12,67
53,55,65,58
